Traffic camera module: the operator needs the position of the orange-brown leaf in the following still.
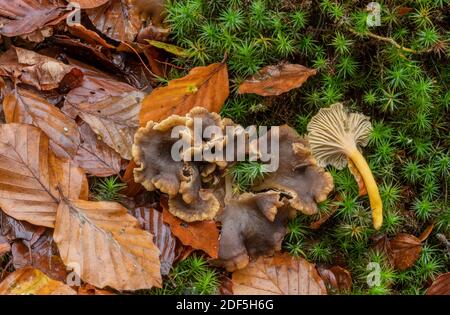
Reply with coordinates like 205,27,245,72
0,267,76,295
318,266,352,292
238,63,316,96
0,236,10,256
348,158,367,196
74,0,110,9
389,233,422,271
232,253,327,295
68,23,115,48
3,88,81,159
0,124,87,228
426,272,450,295
162,206,219,258
140,62,229,125
54,199,162,291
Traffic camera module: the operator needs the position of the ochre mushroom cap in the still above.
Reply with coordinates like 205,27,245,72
307,102,372,169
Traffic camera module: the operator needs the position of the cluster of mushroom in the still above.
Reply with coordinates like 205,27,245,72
133,107,336,271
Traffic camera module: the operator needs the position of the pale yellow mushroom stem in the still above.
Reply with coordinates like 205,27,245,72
348,149,383,230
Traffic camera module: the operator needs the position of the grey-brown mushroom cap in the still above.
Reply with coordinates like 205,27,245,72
168,188,221,222
132,115,190,196
253,125,334,215
214,191,290,272
306,102,373,170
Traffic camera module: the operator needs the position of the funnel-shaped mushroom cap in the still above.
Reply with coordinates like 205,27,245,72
307,103,372,169
132,115,190,196
253,125,334,215
215,191,290,271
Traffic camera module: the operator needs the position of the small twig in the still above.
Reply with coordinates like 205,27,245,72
348,28,432,55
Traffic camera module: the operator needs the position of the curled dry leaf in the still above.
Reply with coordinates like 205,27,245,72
54,199,162,291
63,67,144,160
67,23,116,49
232,253,327,295
0,211,46,245
318,266,352,292
87,0,143,42
162,206,219,259
130,207,176,275
74,122,122,177
0,235,10,256
11,232,67,283
389,233,422,271
0,267,76,295
426,272,450,295
0,124,87,228
0,47,83,91
238,63,317,96
140,62,229,125
3,87,81,159
216,192,291,271
0,0,69,37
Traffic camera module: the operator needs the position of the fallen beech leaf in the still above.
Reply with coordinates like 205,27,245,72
74,0,110,9
0,267,75,295
74,122,122,177
63,68,144,160
130,207,176,275
232,253,327,295
122,160,145,197
146,40,188,57
389,233,422,271
426,272,450,295
11,232,67,283
0,47,83,91
0,236,10,256
3,87,81,159
77,284,114,295
318,266,352,292
238,63,317,96
0,124,87,227
87,0,143,42
0,212,46,245
397,7,413,16
140,62,229,125
348,158,367,196
418,224,434,242
162,206,219,259
68,24,116,49
54,199,162,291
0,0,69,37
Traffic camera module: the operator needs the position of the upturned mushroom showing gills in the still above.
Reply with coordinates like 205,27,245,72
307,103,383,230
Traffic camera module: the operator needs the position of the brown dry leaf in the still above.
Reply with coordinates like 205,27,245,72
0,211,46,245
0,267,76,295
310,195,341,230
0,235,10,256
0,0,69,37
87,0,143,42
0,124,87,228
3,87,81,159
318,266,352,292
238,63,317,96
347,158,367,196
389,233,422,271
74,122,122,177
130,207,176,275
418,223,434,242
140,62,229,125
77,283,115,295
162,206,219,259
75,0,110,9
63,67,143,160
11,232,67,283
232,253,327,295
54,199,162,291
0,47,83,91
426,272,450,295
122,160,145,196
68,23,116,49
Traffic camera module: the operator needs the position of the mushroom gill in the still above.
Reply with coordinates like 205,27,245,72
307,103,383,230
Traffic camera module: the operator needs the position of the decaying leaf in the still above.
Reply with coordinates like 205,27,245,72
0,211,46,245
67,23,116,49
87,0,143,42
140,62,229,125
77,283,115,295
74,0,110,9
3,87,81,159
0,47,83,91
146,40,188,57
53,199,162,291
426,272,450,295
0,124,87,228
0,0,69,38
63,67,143,160
318,265,352,292
238,63,317,96
347,158,367,196
0,235,10,256
389,233,422,271
162,206,219,259
0,267,76,295
130,207,176,275
232,253,327,295
11,232,67,283
74,122,122,177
